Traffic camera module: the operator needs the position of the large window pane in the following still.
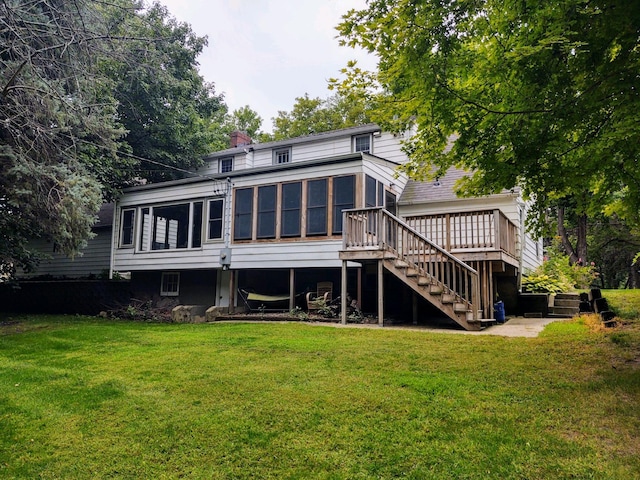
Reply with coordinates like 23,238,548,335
365,175,377,207
139,207,150,251
332,175,355,234
234,188,253,240
257,185,276,238
307,179,327,235
281,182,301,237
152,204,190,250
120,209,135,247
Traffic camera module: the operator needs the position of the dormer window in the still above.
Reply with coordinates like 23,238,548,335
219,157,233,173
273,146,291,164
353,134,372,153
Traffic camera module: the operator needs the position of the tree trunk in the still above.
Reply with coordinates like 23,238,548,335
630,263,640,289
557,206,580,264
557,207,588,265
576,214,588,264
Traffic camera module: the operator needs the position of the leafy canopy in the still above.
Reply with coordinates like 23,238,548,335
271,92,373,140
337,0,640,231
0,0,226,276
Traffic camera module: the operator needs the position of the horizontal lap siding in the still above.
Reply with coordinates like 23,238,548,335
114,243,223,271
231,241,345,269
371,133,410,164
115,241,346,271
118,182,222,207
22,229,111,278
251,139,352,168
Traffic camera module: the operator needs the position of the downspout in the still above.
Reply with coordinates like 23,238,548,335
517,199,525,292
108,201,118,280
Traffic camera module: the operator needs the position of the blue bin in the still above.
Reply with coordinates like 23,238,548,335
494,300,505,323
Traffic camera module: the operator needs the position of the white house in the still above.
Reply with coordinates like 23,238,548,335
109,124,542,330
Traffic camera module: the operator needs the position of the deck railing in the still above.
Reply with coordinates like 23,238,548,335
343,208,480,318
404,210,518,258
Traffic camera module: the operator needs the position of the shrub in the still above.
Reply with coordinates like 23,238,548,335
522,239,598,293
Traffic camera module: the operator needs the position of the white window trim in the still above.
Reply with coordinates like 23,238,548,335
219,157,233,173
206,198,225,242
272,146,292,164
353,134,372,153
161,272,180,297
135,201,204,253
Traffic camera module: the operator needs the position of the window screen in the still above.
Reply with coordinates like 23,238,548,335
208,199,224,240
234,188,253,240
281,182,301,237
332,175,355,233
257,185,277,238
307,179,327,235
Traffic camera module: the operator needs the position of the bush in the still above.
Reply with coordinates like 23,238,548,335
522,240,598,293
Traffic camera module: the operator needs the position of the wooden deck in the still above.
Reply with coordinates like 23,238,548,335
340,208,521,326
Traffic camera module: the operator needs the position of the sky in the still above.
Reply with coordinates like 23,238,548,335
158,0,376,132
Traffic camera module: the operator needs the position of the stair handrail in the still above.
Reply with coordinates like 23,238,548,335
344,207,480,319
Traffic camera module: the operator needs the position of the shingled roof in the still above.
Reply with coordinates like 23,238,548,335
399,168,519,205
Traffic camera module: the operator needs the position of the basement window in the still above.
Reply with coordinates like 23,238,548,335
160,272,180,297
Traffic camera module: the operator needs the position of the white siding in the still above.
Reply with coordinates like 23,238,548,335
21,229,112,278
370,132,410,164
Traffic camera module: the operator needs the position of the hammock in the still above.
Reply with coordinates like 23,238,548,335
245,292,290,302
238,288,303,312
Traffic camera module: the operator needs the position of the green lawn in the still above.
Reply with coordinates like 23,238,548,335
1,291,639,479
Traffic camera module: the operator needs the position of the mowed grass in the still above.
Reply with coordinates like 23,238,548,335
1,295,639,479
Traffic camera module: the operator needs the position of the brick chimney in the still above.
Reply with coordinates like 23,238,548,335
230,130,252,148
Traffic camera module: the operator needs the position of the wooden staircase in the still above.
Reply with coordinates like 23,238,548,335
341,208,483,331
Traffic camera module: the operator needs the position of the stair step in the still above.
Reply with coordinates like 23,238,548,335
554,299,581,308
417,276,431,286
549,306,579,317
405,268,419,277
454,303,469,313
442,294,455,304
394,260,409,268
429,285,443,295
555,293,580,300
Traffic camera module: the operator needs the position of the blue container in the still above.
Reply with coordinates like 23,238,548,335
494,300,505,323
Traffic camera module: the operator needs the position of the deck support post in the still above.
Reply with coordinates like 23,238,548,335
228,270,235,314
341,261,348,324
289,268,296,311
378,260,384,326
412,292,418,325
356,266,362,310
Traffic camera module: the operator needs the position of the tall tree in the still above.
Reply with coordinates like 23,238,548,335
0,0,227,277
337,1,640,235
107,2,225,184
1,0,125,276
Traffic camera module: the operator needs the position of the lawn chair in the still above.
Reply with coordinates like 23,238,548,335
306,281,333,312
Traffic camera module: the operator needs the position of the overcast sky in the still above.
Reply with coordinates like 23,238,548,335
158,0,376,132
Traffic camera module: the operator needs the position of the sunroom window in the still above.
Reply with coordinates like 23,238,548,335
130,202,204,251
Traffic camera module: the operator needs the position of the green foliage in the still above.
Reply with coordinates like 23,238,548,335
337,0,640,230
0,0,229,276
523,240,598,293
271,92,373,140
1,316,639,478
106,2,226,183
